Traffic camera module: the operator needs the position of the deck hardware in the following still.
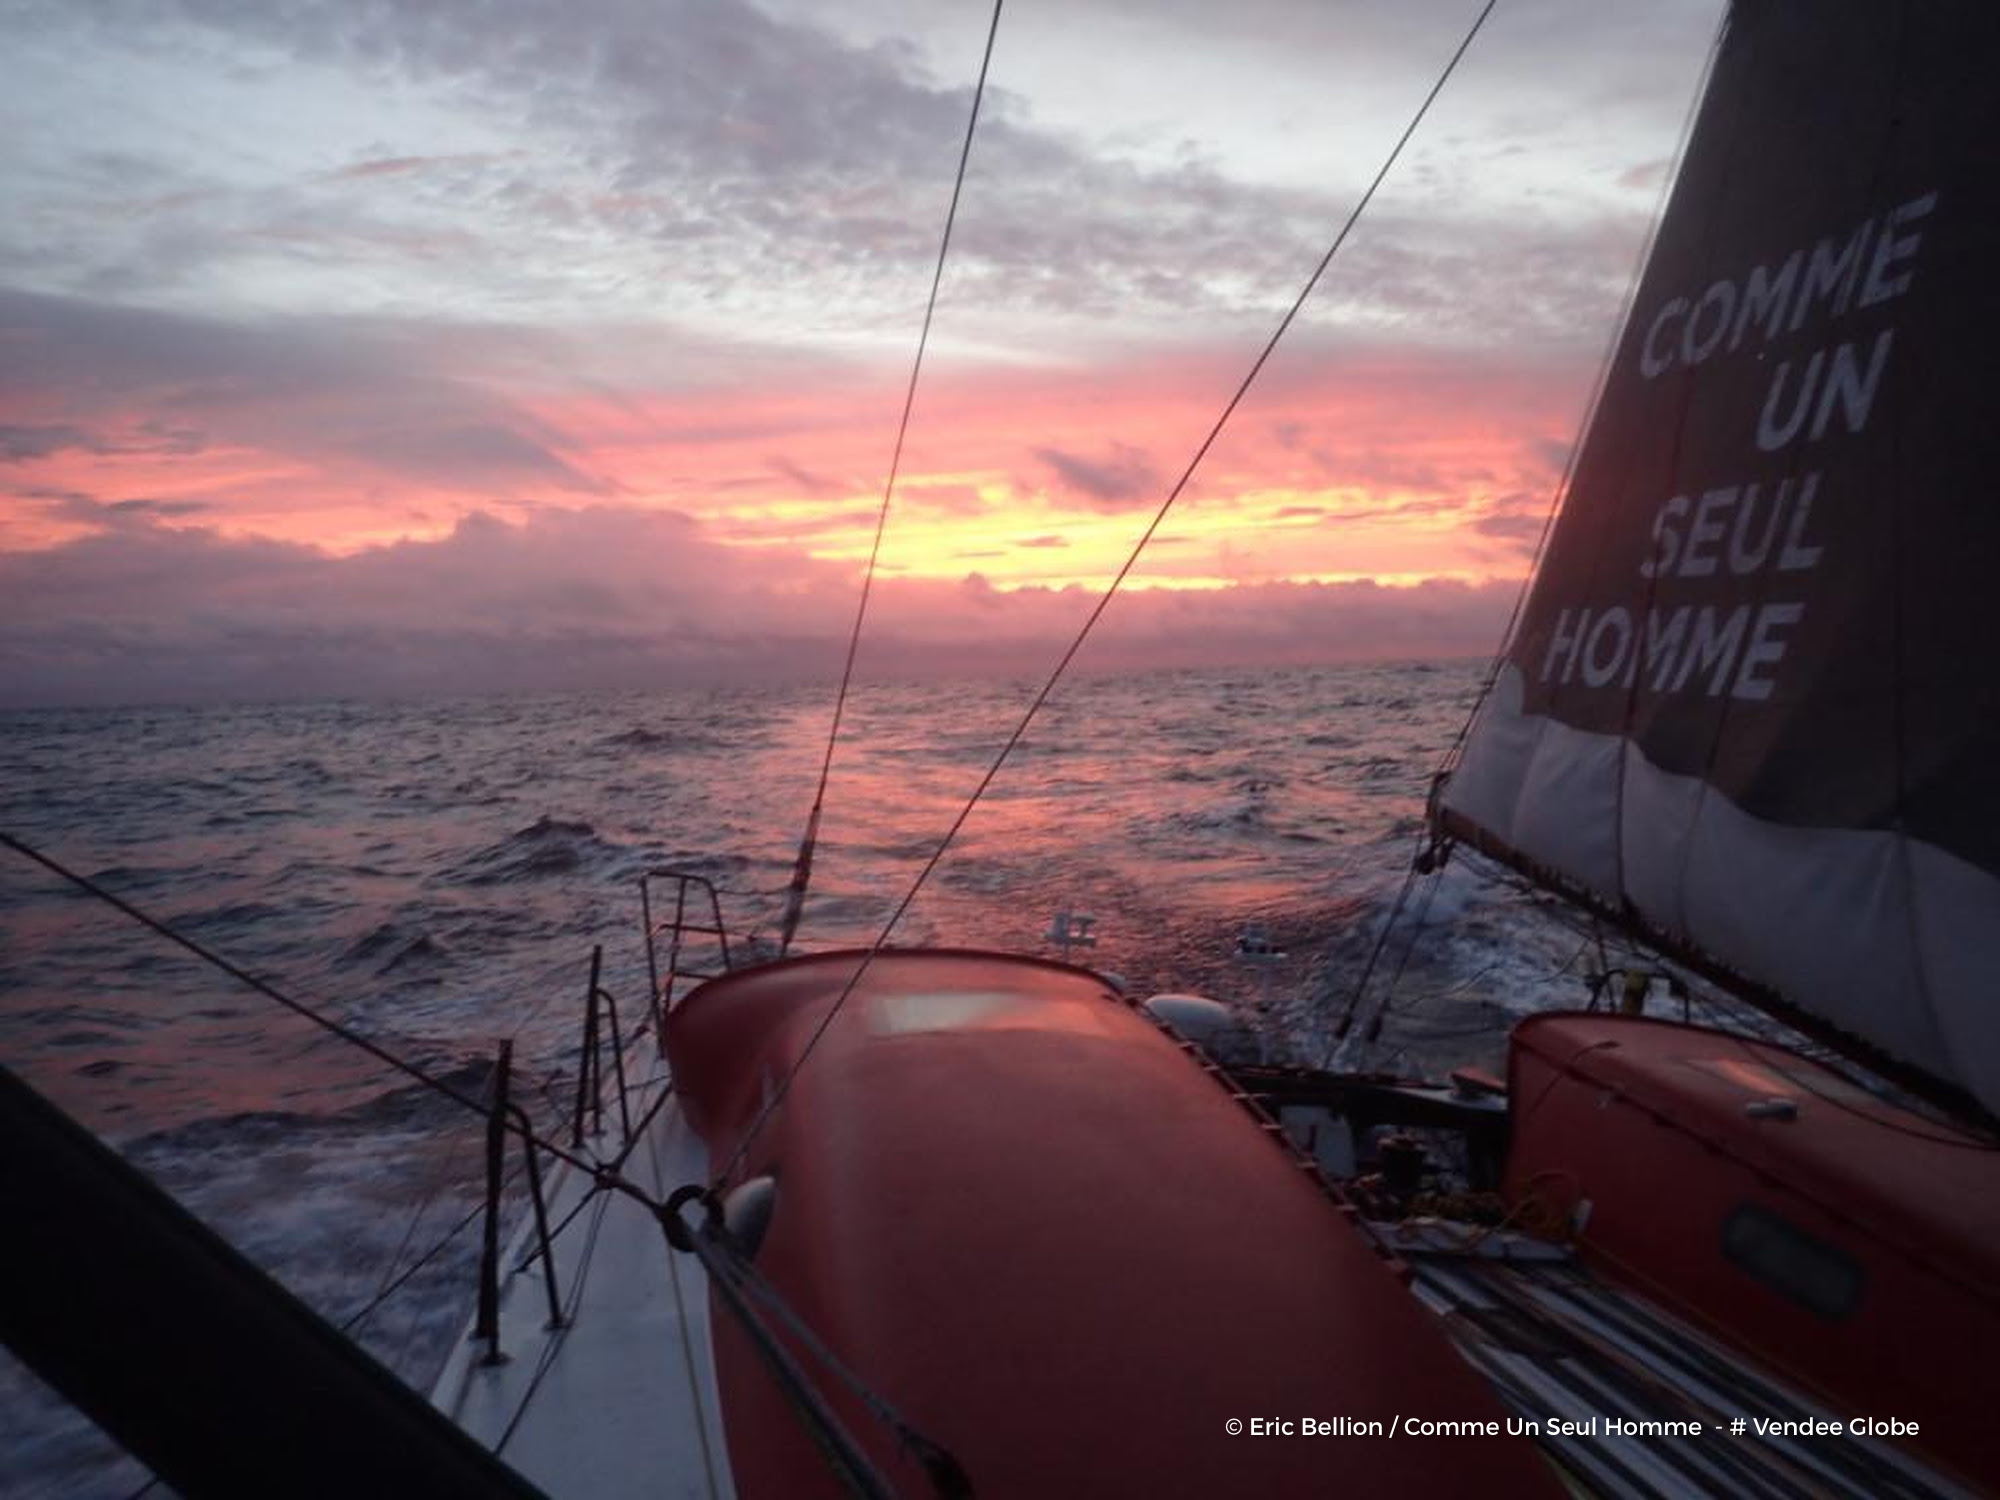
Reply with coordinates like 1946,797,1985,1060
1746,1097,1800,1121
1046,910,1097,959
1234,923,1286,1011
476,1040,514,1365
475,1039,567,1360
571,945,635,1149
640,868,737,1030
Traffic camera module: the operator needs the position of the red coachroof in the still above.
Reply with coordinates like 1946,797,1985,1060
667,949,1560,1497
1507,1012,2000,1494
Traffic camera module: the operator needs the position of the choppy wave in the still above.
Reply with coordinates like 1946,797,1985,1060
0,660,1616,1496
452,815,627,885
340,921,452,977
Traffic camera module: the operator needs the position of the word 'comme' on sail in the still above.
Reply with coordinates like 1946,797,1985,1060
1540,189,1938,704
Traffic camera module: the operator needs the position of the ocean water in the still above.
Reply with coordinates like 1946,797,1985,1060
0,661,1598,1496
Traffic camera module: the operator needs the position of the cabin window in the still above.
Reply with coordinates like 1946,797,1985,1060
1721,1204,1863,1320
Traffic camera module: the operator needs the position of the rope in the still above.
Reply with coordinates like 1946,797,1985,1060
495,1180,617,1456
349,1069,497,1342
106,1161,519,1500
1716,1029,1998,1152
1321,853,1427,1060
513,1080,683,1279
0,829,666,1212
349,1180,512,1339
717,1251,968,1493
720,0,1500,1185
1382,10,1727,1056
778,0,1007,957
1360,861,1447,1042
1433,4,1723,792
666,1193,971,1498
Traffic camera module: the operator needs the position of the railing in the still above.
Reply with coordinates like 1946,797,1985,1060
570,944,634,1149
473,1040,563,1364
639,868,737,1030
471,880,743,1363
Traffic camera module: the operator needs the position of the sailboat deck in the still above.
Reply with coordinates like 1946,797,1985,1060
1403,1245,1971,1499
430,1071,734,1500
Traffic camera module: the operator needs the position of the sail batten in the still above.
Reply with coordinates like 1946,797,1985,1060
1438,0,2000,1118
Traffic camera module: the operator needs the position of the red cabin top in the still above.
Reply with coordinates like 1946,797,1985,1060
1507,1011,2000,1492
667,949,1560,1498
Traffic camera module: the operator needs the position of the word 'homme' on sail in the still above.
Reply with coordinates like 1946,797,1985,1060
1438,0,2000,1119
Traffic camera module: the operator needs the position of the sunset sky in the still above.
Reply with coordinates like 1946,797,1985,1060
0,0,1725,706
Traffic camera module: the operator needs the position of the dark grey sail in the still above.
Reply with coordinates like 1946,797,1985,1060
1438,0,2000,1117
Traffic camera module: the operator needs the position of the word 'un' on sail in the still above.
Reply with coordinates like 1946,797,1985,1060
1436,0,2000,1121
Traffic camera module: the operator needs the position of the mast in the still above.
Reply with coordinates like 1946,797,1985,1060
1435,0,2000,1121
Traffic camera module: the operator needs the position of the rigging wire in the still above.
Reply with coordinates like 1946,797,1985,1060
1358,862,1446,1043
356,1173,519,1342
1724,1033,2000,1152
776,0,1006,957
1353,11,1730,1055
1327,11,1723,1057
511,1080,681,1276
0,829,664,1211
717,0,1502,1188
350,1068,497,1354
1344,9,1735,1077
664,1195,968,1497
1328,11,1736,1072
1321,851,1427,1056
495,1185,617,1456
716,1240,971,1496
1431,6,1724,792
112,1164,519,1500
1451,839,2000,1147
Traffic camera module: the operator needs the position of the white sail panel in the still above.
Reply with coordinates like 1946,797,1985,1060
1448,668,2000,1114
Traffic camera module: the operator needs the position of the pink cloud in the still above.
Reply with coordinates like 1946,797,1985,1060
2,290,1575,705
0,502,1519,706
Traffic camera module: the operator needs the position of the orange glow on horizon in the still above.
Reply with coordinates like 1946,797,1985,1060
5,337,1570,608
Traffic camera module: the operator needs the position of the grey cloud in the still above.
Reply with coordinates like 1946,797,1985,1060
1,289,600,498
359,423,606,495
1618,158,1672,192
2,425,98,461
713,506,883,544
1035,443,1160,508
1471,511,1549,544
767,456,848,498
9,487,213,536
106,497,212,517
0,502,1517,707
1531,435,1574,476
0,504,835,706
1469,489,1557,553
4,0,1714,342
0,421,206,462
327,153,516,181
